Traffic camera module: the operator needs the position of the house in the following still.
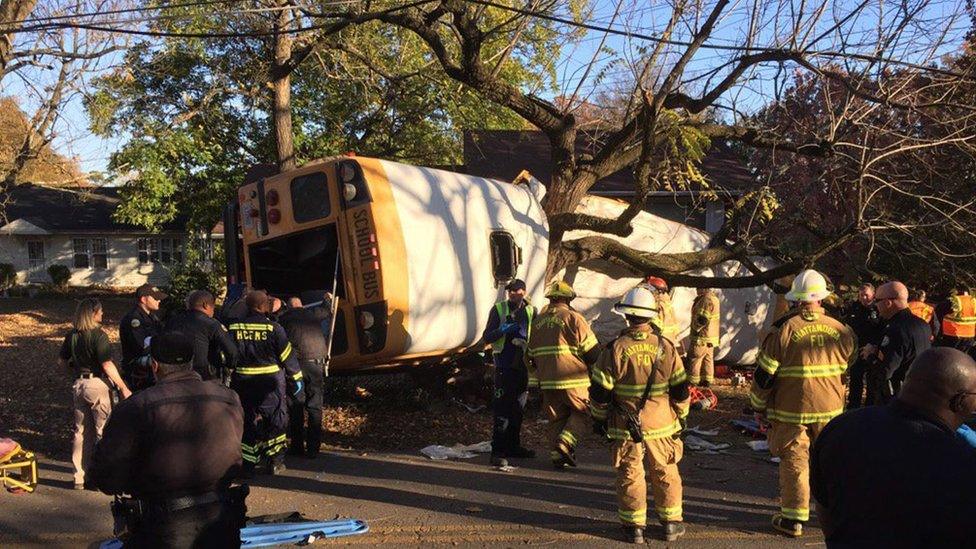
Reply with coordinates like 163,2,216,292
462,129,756,233
0,184,191,287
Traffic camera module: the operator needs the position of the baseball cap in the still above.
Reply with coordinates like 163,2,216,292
135,284,168,300
505,279,527,292
150,331,194,364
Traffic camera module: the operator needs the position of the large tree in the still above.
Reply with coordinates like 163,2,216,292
355,0,975,286
88,0,555,231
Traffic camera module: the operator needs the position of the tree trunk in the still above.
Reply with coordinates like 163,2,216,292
0,0,37,81
272,1,296,172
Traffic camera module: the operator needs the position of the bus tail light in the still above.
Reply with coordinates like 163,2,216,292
268,208,281,224
337,160,372,209
266,189,279,206
355,301,388,354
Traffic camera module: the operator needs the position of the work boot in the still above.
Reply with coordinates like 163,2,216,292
621,526,644,544
490,455,509,468
508,446,536,459
699,379,711,388
771,514,803,537
555,442,577,467
662,521,686,541
269,457,287,476
287,445,305,457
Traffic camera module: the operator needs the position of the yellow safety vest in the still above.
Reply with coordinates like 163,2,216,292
491,300,535,355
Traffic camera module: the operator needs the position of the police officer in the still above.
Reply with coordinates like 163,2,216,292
90,331,246,548
228,290,304,476
165,290,238,381
843,283,883,408
481,279,536,467
278,294,333,459
119,284,167,391
590,285,690,543
867,281,932,404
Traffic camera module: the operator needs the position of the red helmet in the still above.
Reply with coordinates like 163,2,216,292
644,276,668,292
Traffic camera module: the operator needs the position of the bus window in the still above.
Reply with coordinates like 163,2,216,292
291,172,331,223
489,230,520,285
248,224,343,298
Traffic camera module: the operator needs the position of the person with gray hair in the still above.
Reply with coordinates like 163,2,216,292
811,347,976,547
165,289,238,381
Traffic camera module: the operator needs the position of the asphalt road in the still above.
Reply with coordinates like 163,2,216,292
1,442,824,548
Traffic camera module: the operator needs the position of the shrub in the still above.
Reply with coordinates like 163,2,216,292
47,264,71,289
0,263,16,291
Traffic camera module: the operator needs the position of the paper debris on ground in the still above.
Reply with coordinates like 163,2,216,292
687,426,720,437
684,435,732,452
746,440,769,452
420,441,493,460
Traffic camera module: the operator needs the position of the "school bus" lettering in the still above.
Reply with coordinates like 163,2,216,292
353,209,381,300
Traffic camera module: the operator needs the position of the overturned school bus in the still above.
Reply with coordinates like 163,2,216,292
224,156,549,373
225,156,778,373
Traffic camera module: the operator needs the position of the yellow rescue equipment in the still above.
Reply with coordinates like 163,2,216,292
0,438,37,494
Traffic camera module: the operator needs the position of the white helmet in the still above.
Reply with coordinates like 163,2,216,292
613,285,659,319
786,269,831,302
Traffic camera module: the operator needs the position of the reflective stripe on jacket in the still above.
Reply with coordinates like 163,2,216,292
491,300,535,354
690,292,720,346
942,295,976,338
527,303,598,389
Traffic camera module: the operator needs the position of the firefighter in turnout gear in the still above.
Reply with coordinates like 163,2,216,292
526,280,601,469
228,290,305,477
590,285,690,543
749,269,856,537
645,277,681,351
688,288,720,386
482,279,536,467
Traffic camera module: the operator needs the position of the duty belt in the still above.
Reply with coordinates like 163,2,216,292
301,358,328,365
139,491,221,513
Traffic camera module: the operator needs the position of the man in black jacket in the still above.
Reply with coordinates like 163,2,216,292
166,290,238,381
278,294,333,458
868,281,932,403
90,331,246,548
843,283,883,408
811,348,976,548
119,284,166,391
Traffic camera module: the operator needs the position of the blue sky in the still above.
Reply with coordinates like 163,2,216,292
10,0,971,176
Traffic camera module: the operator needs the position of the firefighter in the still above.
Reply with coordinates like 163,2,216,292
526,280,601,469
644,277,681,350
687,287,720,387
938,290,975,352
907,289,939,340
119,284,166,391
481,279,536,467
748,269,856,537
590,285,690,543
228,290,305,477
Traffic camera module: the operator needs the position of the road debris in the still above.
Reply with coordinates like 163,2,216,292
420,441,492,460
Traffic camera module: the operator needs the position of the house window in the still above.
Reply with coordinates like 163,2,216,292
73,238,90,268
92,238,108,269
73,238,108,269
27,241,44,269
138,237,183,265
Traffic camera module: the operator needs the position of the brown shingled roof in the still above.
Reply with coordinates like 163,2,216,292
462,129,756,193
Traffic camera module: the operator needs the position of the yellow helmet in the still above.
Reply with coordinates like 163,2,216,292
545,280,576,299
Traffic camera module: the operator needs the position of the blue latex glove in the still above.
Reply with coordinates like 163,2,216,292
293,380,304,396
501,322,520,335
957,424,976,448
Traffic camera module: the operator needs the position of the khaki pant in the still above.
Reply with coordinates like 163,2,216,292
767,421,826,522
688,344,714,384
72,377,112,485
541,388,589,462
612,436,684,526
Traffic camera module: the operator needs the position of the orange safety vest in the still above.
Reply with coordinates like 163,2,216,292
942,294,976,338
907,301,934,324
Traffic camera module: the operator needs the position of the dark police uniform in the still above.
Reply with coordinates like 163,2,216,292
482,299,534,459
166,309,239,381
119,306,162,391
811,400,976,547
278,301,332,458
842,301,882,408
872,308,932,404
228,312,304,474
90,332,245,548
